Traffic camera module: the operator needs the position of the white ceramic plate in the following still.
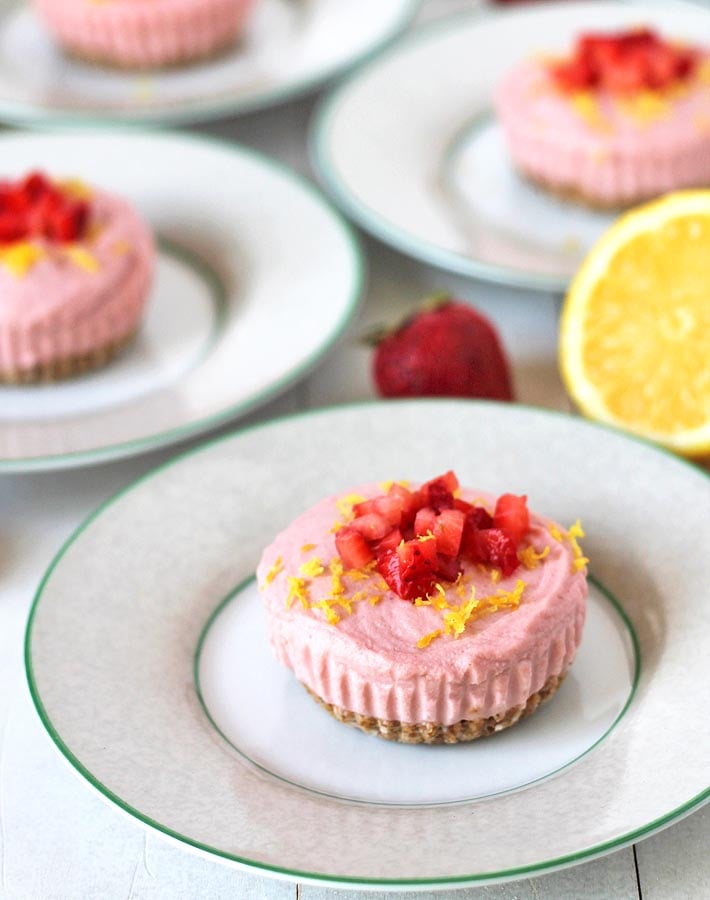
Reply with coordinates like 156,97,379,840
0,0,418,127
26,401,710,889
0,132,361,472
312,1,710,292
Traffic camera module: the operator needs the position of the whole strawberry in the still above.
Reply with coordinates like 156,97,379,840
372,297,514,400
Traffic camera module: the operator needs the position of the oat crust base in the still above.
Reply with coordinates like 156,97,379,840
304,671,567,745
522,169,640,211
67,35,239,72
0,327,137,385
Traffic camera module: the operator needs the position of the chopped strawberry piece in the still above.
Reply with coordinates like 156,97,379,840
601,53,647,93
436,554,462,582
335,527,374,569
350,512,390,542
47,200,88,243
645,43,681,88
453,497,473,513
373,495,405,527
20,171,52,202
478,529,519,577
352,498,377,518
550,57,595,92
387,483,417,526
373,528,402,554
493,494,530,546
468,506,493,530
433,508,465,557
377,538,438,600
424,470,459,494
414,506,437,538
0,213,26,243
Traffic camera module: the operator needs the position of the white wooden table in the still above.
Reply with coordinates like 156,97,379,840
1,2,708,897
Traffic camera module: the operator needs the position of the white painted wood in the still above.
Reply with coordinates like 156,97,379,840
299,848,638,899
637,804,710,900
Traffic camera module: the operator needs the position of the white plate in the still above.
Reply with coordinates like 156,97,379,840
0,132,362,472
0,0,418,127
26,401,710,889
312,1,710,292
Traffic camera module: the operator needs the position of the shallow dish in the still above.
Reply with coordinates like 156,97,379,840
0,131,361,472
312,1,710,292
0,0,418,126
26,401,710,888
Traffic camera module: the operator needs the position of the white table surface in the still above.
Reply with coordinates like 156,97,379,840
1,2,708,898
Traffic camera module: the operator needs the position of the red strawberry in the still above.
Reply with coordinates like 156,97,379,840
478,528,520,577
335,528,374,569
414,507,437,538
377,539,438,601
433,508,465,557
372,298,514,401
493,494,530,545
350,512,390,542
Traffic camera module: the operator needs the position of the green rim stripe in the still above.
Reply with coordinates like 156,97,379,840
0,129,365,473
0,0,421,129
24,399,710,888
192,573,641,809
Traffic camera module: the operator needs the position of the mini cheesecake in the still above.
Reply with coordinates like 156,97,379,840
0,171,154,383
495,28,710,208
257,472,589,744
33,0,255,70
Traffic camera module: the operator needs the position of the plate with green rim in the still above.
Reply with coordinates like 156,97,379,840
25,401,710,888
0,131,362,472
311,1,710,293
0,0,419,128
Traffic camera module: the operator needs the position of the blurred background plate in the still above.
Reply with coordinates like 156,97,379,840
0,131,362,472
0,0,418,126
312,1,710,292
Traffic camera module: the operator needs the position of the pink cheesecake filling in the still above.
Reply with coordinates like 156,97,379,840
495,58,710,204
33,0,254,68
257,485,588,727
0,189,154,373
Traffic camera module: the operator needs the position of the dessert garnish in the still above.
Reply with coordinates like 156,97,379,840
550,29,698,94
0,171,90,247
370,296,514,401
333,471,531,600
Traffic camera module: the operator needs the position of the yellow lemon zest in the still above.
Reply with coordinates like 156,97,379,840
518,545,551,570
569,92,612,133
549,523,564,542
300,543,316,553
64,246,100,273
57,178,93,200
286,576,309,610
262,555,283,587
369,594,383,606
490,568,501,584
417,629,443,649
299,557,324,578
335,493,365,522
417,531,436,542
0,242,45,277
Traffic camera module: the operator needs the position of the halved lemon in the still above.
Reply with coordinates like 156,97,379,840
560,191,710,458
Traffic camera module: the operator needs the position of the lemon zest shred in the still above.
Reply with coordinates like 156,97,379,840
518,545,551,570
417,531,436,543
549,523,564,542
335,493,365,523
262,556,283,588
417,629,443,649
300,543,316,553
286,576,309,610
490,568,501,584
299,557,324,578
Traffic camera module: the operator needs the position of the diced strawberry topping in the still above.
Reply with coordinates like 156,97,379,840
0,171,91,245
493,494,530,546
377,539,438,600
549,28,699,94
373,528,403,554
478,529,520,577
414,506,437,538
350,512,390,542
334,472,534,599
433,508,465,557
335,528,374,569
468,506,494,530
